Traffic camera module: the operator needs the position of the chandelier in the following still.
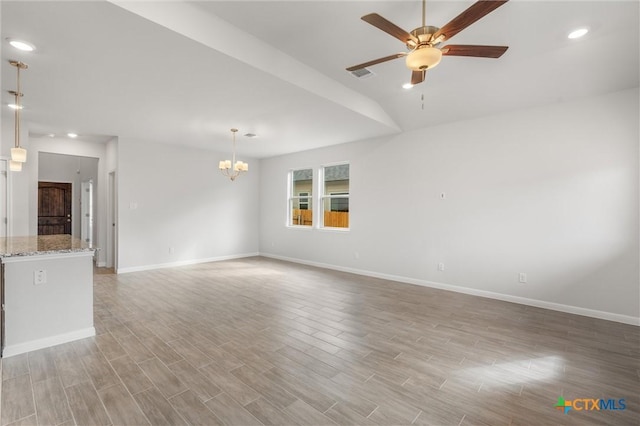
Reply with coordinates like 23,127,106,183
9,60,28,172
218,128,248,181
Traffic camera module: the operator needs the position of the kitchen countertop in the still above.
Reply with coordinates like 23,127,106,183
0,235,96,258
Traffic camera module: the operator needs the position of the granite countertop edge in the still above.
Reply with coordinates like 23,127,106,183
0,235,98,258
0,247,97,258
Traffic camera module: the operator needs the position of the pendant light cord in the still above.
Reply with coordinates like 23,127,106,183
15,64,21,149
10,61,27,150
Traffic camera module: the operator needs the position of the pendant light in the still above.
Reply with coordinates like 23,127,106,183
9,60,28,170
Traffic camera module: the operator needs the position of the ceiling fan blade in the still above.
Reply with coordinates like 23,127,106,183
411,70,426,85
346,53,406,72
362,13,418,45
433,1,509,43
441,44,508,58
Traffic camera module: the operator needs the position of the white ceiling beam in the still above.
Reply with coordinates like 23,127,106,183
108,0,400,132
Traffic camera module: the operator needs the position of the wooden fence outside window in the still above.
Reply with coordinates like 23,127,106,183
291,209,348,228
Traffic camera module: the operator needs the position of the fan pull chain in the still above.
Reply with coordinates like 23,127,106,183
421,93,424,110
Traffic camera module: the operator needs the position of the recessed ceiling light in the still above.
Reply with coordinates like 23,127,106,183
402,83,414,89
67,133,78,138
8,103,23,110
568,28,588,39
48,133,55,138
7,38,36,52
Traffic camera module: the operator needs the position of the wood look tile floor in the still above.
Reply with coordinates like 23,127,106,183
1,257,638,426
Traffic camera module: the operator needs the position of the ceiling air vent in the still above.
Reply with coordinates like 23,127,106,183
350,68,374,79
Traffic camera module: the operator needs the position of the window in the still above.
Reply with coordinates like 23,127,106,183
321,164,349,229
289,169,313,226
330,192,349,212
298,192,310,210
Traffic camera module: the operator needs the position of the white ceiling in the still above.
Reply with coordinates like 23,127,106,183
1,1,638,158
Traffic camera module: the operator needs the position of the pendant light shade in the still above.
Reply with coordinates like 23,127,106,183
11,147,27,163
9,160,22,172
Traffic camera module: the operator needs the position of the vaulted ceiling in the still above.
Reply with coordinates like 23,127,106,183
2,1,638,158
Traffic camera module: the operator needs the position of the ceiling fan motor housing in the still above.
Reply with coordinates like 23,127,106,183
407,26,440,49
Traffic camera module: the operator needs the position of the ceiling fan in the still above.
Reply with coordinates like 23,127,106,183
346,0,509,85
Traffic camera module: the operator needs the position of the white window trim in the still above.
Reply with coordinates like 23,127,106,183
319,162,350,231
287,168,314,228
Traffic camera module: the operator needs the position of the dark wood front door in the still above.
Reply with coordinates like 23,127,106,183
38,182,72,235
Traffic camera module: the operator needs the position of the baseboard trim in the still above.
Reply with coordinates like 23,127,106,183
116,252,260,274
260,253,640,326
2,327,96,358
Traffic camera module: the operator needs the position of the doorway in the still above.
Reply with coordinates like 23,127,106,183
38,182,72,235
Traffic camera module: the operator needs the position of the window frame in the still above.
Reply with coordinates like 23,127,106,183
287,168,314,228
319,162,350,231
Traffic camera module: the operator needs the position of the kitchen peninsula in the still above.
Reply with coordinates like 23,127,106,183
0,234,96,357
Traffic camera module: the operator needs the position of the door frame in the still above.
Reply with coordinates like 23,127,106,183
107,171,117,270
0,157,12,237
37,180,73,235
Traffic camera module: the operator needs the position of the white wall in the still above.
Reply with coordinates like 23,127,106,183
1,120,29,236
116,138,260,272
259,88,640,323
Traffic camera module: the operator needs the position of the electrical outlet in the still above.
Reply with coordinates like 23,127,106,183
519,272,527,283
34,269,47,285
438,263,445,271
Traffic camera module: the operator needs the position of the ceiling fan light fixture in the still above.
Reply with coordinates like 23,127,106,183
405,46,442,71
